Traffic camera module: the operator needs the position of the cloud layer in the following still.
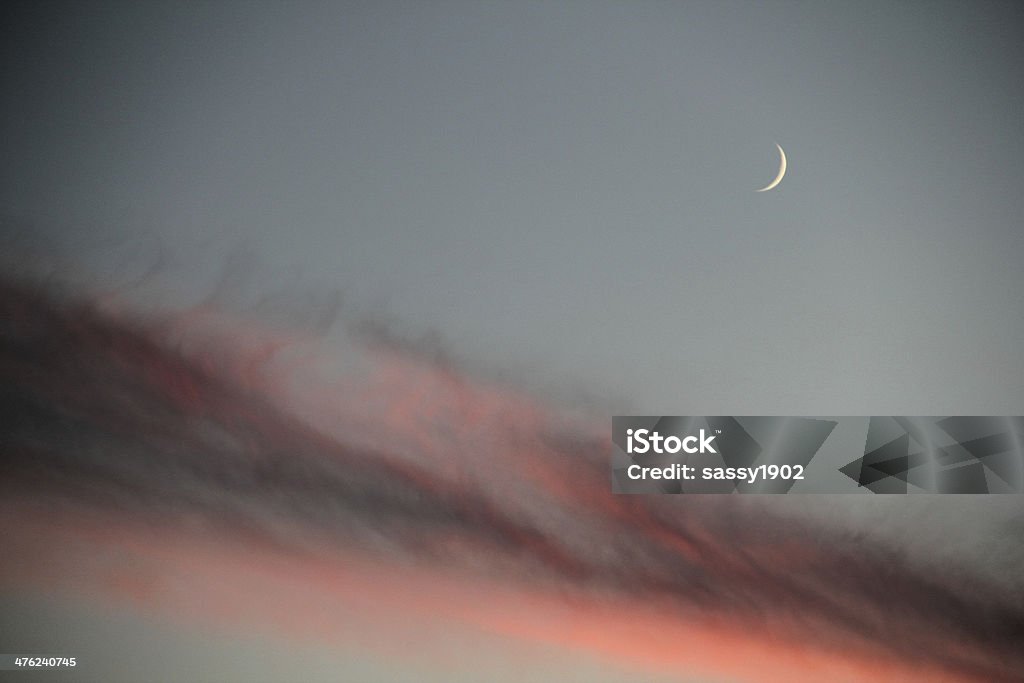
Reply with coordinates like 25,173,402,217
2,274,1022,681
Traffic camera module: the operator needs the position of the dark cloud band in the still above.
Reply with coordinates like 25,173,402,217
2,275,1022,680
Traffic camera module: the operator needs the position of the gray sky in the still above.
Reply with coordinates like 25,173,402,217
2,2,1024,681
3,0,1023,413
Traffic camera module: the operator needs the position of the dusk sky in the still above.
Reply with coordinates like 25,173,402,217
2,2,1024,681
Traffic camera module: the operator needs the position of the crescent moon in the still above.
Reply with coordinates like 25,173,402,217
756,143,787,192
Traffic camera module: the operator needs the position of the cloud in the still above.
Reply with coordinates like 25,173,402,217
1,272,1022,681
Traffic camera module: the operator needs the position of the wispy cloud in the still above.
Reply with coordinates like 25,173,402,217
1,273,1022,681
